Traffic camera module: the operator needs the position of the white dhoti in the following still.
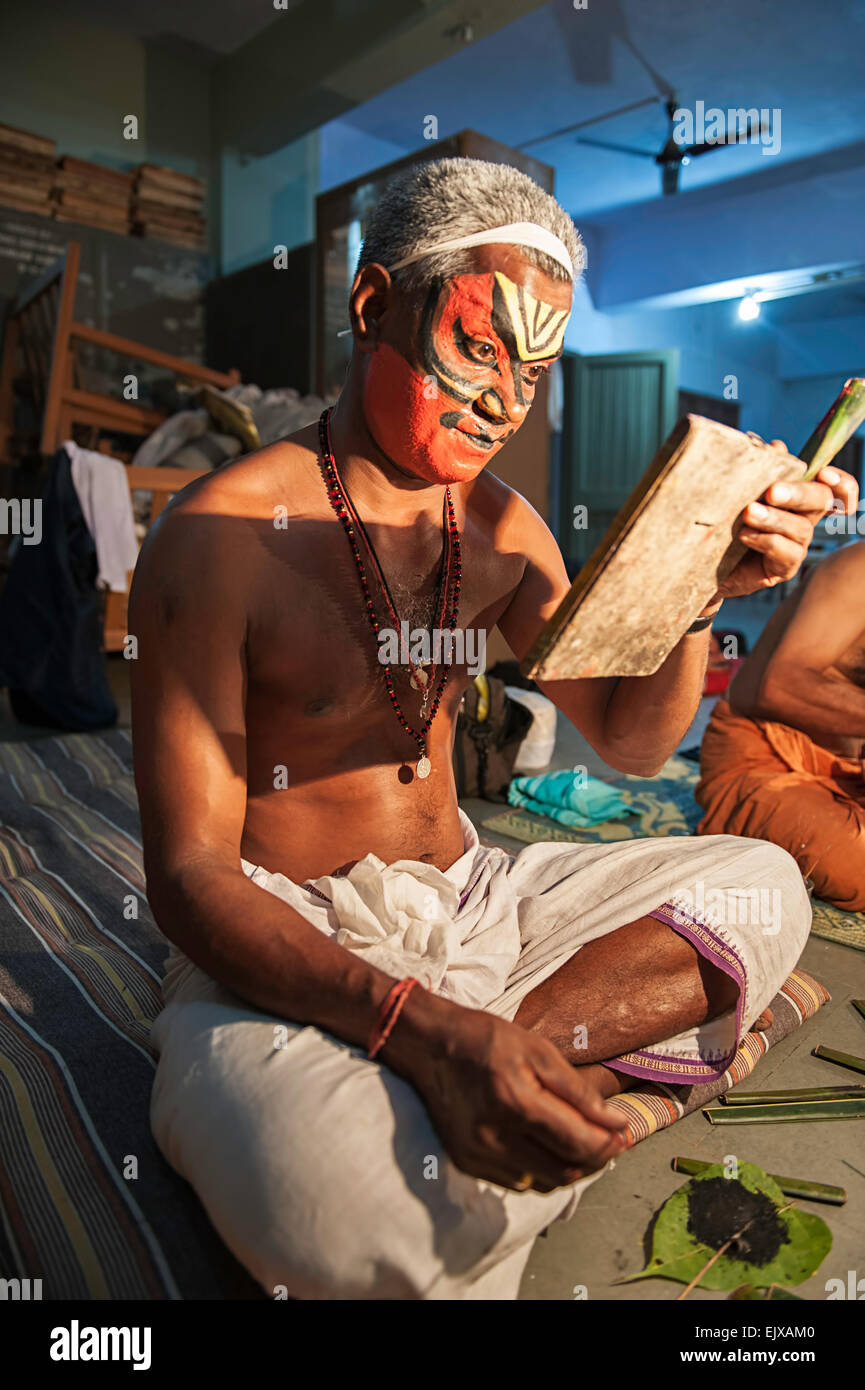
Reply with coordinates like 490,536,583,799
150,812,810,1300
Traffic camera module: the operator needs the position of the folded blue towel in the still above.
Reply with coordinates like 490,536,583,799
508,769,632,828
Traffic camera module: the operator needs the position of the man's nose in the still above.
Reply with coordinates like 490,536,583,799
476,386,528,426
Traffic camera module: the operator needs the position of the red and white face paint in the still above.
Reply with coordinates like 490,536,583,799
362,270,570,484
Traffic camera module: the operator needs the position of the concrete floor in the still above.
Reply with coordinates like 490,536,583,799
3,594,863,1302
518,931,865,1301
465,684,865,1303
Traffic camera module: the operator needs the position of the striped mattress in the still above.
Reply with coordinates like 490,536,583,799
0,730,261,1300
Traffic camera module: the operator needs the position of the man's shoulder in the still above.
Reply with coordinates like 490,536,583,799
467,469,552,547
131,430,319,615
807,539,865,595
823,538,865,576
160,428,318,523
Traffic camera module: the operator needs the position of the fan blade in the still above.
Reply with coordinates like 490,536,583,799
684,123,773,157
682,141,724,159
576,135,655,159
733,121,773,143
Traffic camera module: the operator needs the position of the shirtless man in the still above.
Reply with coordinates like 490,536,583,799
130,158,857,1300
697,541,865,910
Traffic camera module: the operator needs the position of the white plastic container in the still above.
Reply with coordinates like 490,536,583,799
505,686,558,773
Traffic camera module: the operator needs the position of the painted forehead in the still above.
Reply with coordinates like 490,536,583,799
430,270,570,362
492,271,570,361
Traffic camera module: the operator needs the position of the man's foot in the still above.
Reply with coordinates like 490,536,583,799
578,1061,638,1100
750,1006,774,1031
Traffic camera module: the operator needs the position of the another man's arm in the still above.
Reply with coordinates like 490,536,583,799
129,498,626,1190
732,542,865,739
497,465,857,775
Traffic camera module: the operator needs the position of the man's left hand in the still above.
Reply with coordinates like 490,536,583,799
713,449,859,601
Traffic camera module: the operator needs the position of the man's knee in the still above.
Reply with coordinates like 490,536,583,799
150,1011,517,1300
748,838,810,941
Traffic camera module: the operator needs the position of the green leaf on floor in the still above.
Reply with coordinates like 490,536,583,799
624,1162,832,1291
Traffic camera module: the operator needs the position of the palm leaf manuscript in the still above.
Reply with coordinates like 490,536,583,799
523,416,803,680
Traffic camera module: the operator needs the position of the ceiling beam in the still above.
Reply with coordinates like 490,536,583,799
212,0,549,157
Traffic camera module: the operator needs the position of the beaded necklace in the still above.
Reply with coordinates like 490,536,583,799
335,457,450,717
318,408,462,779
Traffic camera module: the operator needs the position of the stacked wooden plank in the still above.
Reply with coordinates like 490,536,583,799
53,157,132,234
0,131,208,249
131,164,206,250
0,123,56,217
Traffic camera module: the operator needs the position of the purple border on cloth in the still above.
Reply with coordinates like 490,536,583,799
603,900,748,1085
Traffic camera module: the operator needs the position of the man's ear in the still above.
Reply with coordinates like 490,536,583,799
349,264,392,352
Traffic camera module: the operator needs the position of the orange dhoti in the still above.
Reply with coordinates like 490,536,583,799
696,700,865,911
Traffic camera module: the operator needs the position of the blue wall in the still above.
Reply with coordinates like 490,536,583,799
219,134,319,276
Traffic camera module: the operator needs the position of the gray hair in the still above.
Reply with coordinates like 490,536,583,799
356,157,584,301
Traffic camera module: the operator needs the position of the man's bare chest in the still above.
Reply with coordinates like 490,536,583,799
245,519,524,720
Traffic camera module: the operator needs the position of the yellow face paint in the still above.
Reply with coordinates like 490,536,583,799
493,271,570,362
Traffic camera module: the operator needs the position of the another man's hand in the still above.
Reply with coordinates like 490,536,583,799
713,453,858,601
388,997,628,1192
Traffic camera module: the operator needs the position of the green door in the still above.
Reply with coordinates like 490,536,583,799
559,348,679,570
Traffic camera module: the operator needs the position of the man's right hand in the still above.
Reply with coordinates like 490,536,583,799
385,992,629,1193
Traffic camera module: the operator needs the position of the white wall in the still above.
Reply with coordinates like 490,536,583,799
218,119,405,276
219,134,319,276
1,6,211,178
565,283,780,437
319,120,406,194
564,279,865,453
775,373,865,456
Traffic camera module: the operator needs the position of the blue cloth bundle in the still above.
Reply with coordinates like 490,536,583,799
507,769,632,829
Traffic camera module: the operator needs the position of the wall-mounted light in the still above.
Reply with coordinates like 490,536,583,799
738,292,760,322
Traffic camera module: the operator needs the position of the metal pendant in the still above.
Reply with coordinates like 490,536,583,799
410,665,430,692
416,754,431,779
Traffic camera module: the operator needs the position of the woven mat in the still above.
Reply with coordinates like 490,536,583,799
482,756,865,953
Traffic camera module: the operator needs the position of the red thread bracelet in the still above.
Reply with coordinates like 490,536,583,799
368,977,422,1060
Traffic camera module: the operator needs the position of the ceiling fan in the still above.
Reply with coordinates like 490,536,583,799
520,14,773,199
574,96,772,196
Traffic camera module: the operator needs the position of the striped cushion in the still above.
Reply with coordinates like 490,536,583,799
0,731,262,1300
608,969,830,1146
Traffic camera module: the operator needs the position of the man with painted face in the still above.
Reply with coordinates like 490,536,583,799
131,158,857,1300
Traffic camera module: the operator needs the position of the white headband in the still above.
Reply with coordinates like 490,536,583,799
388,221,574,280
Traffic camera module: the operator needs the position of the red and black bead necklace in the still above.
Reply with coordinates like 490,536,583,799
335,460,451,713
318,408,462,780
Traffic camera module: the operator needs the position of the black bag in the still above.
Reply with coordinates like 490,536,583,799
0,449,117,730
453,674,533,802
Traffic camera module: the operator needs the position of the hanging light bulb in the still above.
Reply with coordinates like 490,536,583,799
739,293,760,322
